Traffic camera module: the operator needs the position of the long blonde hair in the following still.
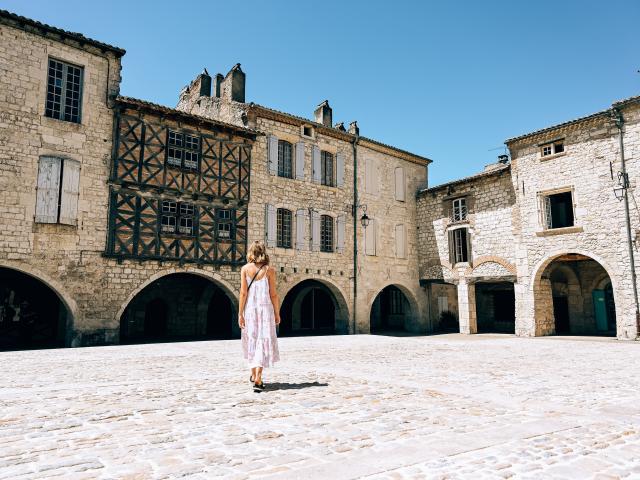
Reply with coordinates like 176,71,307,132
247,240,270,265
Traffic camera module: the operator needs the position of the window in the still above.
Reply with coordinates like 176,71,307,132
320,215,334,252
161,200,195,235
452,198,467,222
276,208,292,248
35,156,80,225
45,58,83,123
321,151,334,186
167,130,200,170
277,141,293,178
394,167,405,201
302,125,314,138
365,218,377,256
217,209,232,239
543,191,574,229
448,228,470,264
541,140,565,157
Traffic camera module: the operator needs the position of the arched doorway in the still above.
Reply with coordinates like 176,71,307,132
370,285,414,333
534,253,616,336
0,267,69,350
120,273,236,344
475,282,515,333
280,280,348,336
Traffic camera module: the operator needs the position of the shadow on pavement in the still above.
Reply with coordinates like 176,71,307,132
266,382,328,391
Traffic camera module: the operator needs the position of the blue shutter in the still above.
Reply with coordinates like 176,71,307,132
336,214,345,253
268,135,278,175
312,146,321,184
336,153,345,187
311,211,320,251
295,142,305,180
295,209,307,251
265,204,276,247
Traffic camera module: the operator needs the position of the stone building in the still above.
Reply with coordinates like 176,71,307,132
417,97,640,340
176,67,431,335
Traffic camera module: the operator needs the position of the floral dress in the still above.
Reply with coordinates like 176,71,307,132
241,267,280,368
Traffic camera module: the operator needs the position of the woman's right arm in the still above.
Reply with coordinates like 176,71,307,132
238,266,248,328
267,267,281,325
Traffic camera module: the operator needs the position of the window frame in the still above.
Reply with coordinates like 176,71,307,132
320,214,334,253
301,124,315,139
448,227,470,264
540,189,575,230
167,130,201,171
45,57,84,124
320,150,335,187
160,200,196,236
540,139,565,158
217,209,233,240
452,197,468,222
276,208,293,249
277,140,293,179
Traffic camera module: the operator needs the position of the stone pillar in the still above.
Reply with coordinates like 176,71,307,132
457,280,477,334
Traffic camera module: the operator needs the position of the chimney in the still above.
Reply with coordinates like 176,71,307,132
198,68,212,97
314,100,332,127
348,121,359,135
212,73,223,98
334,122,346,132
223,63,245,103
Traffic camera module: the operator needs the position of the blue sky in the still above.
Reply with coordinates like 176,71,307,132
3,0,639,185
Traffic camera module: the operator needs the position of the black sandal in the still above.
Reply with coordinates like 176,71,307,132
250,375,255,383
253,382,265,392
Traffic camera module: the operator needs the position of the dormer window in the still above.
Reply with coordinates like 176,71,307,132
541,140,565,158
301,125,315,138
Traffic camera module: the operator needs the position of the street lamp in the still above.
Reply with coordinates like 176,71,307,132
614,171,629,201
360,212,370,229
350,203,369,229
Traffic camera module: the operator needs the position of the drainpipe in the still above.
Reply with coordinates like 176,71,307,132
612,107,640,337
352,134,360,335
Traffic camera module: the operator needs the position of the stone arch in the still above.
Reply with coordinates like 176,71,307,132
0,260,78,348
531,250,619,336
466,255,517,276
279,276,351,335
115,267,239,324
368,282,421,333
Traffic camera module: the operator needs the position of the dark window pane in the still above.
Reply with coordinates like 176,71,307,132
549,192,574,228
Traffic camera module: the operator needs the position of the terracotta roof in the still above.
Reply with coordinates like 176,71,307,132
505,94,640,144
418,163,511,196
117,96,260,137
0,9,125,57
249,103,432,165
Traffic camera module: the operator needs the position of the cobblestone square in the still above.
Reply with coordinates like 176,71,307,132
2,334,640,479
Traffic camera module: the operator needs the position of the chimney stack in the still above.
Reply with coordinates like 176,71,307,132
334,122,346,132
348,121,359,135
198,68,212,96
225,63,245,103
213,73,223,98
314,100,333,127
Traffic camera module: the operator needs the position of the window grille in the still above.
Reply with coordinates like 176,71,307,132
167,130,200,170
277,141,293,178
161,200,195,235
45,58,83,123
452,198,467,222
321,151,334,186
277,208,292,248
320,215,334,252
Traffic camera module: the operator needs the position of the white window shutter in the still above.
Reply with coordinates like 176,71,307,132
544,195,552,229
336,153,345,187
311,211,321,251
366,157,379,195
295,141,305,180
365,218,377,256
59,159,80,226
268,135,278,175
336,214,345,253
265,204,276,247
35,156,61,223
394,167,405,201
295,209,307,251
312,146,321,184
395,224,406,258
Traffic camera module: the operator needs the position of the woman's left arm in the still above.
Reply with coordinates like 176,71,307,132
267,267,281,325
238,266,248,328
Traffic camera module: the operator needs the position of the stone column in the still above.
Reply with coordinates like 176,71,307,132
457,280,477,334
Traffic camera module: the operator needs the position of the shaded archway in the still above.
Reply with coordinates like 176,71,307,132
0,267,70,350
280,279,349,336
370,285,417,333
119,273,236,344
475,282,515,333
533,252,617,336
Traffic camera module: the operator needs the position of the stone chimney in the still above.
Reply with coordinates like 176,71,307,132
348,121,359,135
222,63,245,103
177,68,211,106
334,122,346,132
212,73,224,98
314,100,332,127
197,68,212,96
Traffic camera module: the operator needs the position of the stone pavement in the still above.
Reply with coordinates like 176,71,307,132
1,334,639,479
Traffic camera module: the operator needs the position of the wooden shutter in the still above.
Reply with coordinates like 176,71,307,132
366,157,379,195
311,210,321,251
59,159,80,225
295,141,305,180
35,156,61,223
295,209,307,251
448,230,455,264
394,167,405,201
544,195,552,229
395,224,406,258
465,228,472,263
265,204,276,247
365,218,376,256
336,214,345,253
268,135,278,175
312,146,321,184
336,153,345,187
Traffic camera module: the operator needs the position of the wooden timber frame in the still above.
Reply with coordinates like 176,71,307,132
105,98,258,265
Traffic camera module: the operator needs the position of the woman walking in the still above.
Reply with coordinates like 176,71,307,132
239,241,280,392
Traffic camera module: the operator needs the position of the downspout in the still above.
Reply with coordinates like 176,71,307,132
352,134,360,335
612,107,640,337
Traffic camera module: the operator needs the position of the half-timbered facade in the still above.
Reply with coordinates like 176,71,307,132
106,97,257,266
